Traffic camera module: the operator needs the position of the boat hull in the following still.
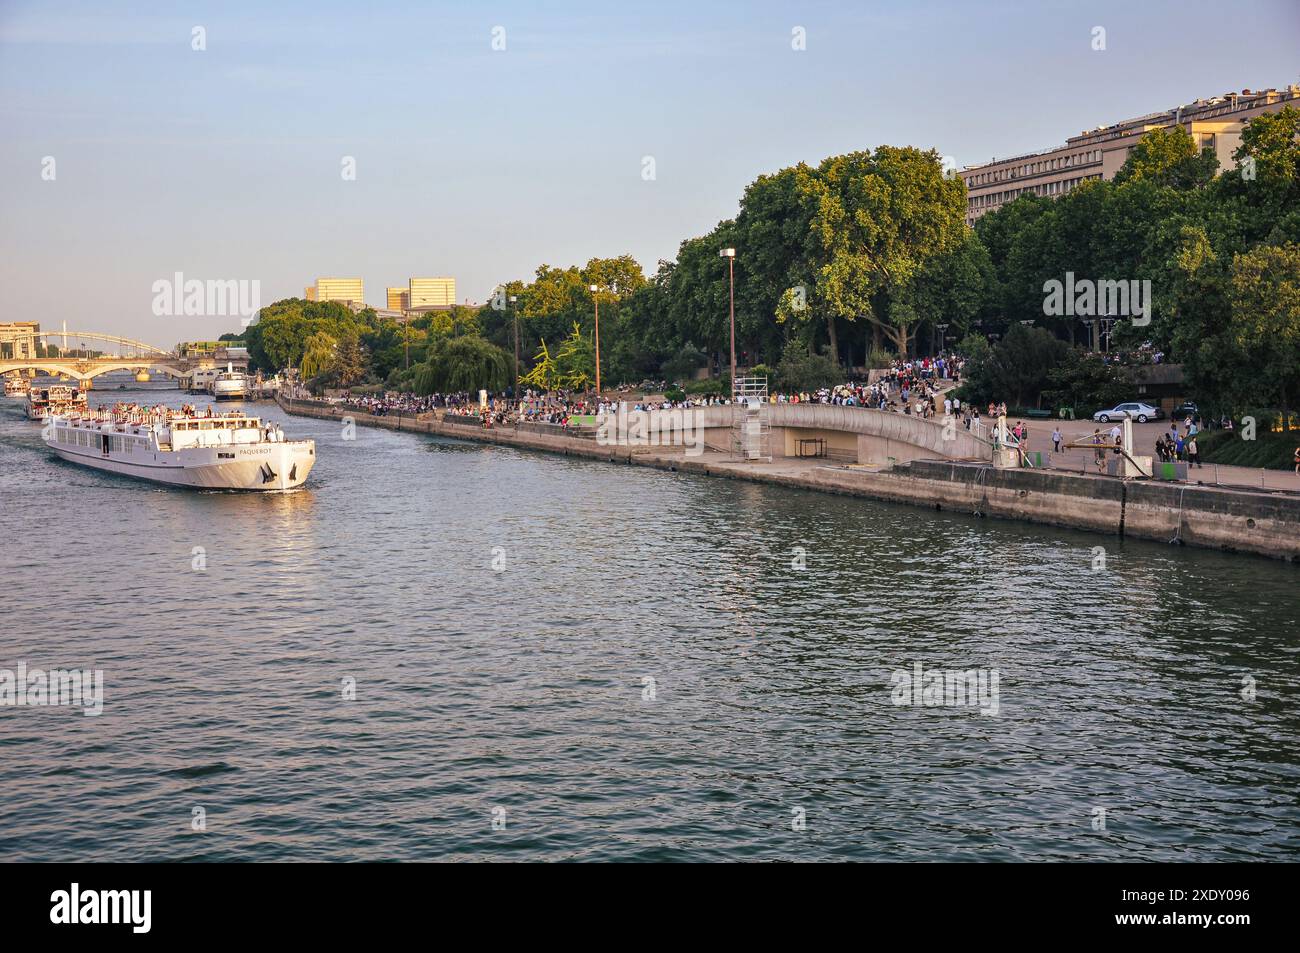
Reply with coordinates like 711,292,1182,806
47,439,316,490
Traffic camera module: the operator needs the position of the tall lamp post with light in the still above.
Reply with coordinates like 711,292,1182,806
589,284,602,397
719,247,736,394
509,294,520,397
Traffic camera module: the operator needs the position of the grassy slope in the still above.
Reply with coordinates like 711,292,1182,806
1196,428,1299,470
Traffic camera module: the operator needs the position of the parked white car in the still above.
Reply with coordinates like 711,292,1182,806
1092,402,1163,423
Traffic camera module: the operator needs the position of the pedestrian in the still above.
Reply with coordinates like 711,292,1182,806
1187,435,1201,468
1093,429,1106,472
1294,445,1299,476
1052,426,1062,453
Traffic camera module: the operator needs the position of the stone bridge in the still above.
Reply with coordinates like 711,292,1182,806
1,330,247,388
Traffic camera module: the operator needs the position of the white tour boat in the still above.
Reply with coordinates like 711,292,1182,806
26,385,87,420
45,405,315,490
4,376,29,397
209,364,247,401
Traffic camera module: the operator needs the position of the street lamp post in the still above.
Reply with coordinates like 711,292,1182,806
510,294,519,397
589,284,601,397
719,248,736,394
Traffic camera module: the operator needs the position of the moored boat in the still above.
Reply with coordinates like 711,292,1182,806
26,384,87,420
44,405,315,490
4,376,29,397
188,367,219,394
209,364,247,401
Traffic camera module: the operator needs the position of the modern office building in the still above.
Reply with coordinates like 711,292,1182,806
304,286,317,302
959,84,1300,225
387,287,410,311
408,277,456,309
313,277,365,305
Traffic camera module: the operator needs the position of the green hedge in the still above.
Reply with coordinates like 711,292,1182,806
684,378,726,396
1196,428,1299,470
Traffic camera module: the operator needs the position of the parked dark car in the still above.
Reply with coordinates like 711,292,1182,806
1171,401,1199,420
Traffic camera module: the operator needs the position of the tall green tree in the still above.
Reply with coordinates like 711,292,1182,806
300,331,338,381
807,147,969,358
1113,125,1218,190
1229,243,1300,420
414,335,510,394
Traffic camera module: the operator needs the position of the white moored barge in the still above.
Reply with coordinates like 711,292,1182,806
45,406,316,490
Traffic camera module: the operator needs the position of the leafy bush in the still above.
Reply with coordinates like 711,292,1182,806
661,342,705,385
774,341,840,392
1042,350,1130,413
958,325,1069,408
684,378,725,396
664,387,686,402
866,348,896,370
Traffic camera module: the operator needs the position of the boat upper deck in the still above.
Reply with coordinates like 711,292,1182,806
53,406,286,449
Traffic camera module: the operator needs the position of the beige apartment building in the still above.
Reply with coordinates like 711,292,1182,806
304,286,317,301
960,84,1300,226
408,276,456,309
386,287,410,310
313,277,365,305
0,321,40,359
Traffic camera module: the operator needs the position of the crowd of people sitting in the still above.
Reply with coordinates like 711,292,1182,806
335,392,442,416
321,353,971,430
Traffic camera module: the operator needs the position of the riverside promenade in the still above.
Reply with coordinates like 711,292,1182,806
276,394,1300,562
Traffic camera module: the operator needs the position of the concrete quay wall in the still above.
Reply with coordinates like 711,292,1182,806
276,396,1299,562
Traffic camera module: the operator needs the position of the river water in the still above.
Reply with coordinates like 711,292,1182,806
1,381,1297,861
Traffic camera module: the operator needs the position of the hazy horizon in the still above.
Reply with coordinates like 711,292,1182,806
2,0,1297,349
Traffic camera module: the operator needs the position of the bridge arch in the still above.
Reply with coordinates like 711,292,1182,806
0,359,199,385
32,331,170,356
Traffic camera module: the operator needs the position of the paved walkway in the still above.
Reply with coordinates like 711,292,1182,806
1009,418,1300,492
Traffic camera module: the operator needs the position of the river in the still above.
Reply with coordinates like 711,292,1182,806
1,381,1297,861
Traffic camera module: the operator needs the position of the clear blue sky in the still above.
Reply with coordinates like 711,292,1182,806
2,0,1296,348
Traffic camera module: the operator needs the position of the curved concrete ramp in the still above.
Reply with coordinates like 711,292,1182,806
766,403,990,464
622,402,991,465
